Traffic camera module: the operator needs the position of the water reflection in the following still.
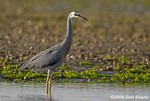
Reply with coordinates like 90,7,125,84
0,82,149,101
18,95,50,101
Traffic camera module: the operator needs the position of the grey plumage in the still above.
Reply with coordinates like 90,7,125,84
19,43,63,71
18,12,87,98
18,12,87,72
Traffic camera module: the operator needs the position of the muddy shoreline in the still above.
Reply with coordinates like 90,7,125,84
0,0,150,83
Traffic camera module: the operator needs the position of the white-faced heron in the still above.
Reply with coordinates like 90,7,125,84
18,11,88,98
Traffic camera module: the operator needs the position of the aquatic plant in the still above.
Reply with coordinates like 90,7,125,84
0,55,150,84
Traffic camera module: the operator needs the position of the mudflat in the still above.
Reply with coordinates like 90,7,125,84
0,0,150,71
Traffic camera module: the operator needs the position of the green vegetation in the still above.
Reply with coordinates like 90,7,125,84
0,56,150,84
79,61,93,66
1,64,47,82
0,0,150,84
111,64,150,83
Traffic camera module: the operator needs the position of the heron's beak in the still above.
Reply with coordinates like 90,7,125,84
78,15,88,21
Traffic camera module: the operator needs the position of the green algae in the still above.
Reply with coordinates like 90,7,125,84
1,56,150,84
79,61,93,66
0,0,150,84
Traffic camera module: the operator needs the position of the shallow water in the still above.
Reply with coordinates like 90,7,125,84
0,82,149,101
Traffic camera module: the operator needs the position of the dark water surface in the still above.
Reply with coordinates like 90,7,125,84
0,82,149,101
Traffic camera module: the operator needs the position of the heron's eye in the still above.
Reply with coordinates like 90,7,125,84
74,13,77,16
75,13,79,16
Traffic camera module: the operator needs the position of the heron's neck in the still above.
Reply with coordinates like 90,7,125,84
62,16,73,55
66,17,72,42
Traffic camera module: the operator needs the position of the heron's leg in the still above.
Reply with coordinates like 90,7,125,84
46,70,50,96
49,70,53,98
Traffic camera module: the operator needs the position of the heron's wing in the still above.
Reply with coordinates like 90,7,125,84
33,50,61,68
19,45,62,70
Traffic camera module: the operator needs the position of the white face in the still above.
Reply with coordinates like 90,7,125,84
69,11,88,21
69,12,79,18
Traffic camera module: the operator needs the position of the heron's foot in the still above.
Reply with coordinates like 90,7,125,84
46,70,52,99
46,79,49,96
49,80,52,99
46,79,52,99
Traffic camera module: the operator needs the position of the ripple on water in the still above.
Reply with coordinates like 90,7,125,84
0,82,150,101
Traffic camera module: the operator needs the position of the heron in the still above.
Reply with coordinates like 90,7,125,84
18,11,88,98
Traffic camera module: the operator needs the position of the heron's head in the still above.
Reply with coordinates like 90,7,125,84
69,11,88,21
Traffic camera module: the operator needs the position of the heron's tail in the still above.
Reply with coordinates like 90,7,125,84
18,60,28,70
